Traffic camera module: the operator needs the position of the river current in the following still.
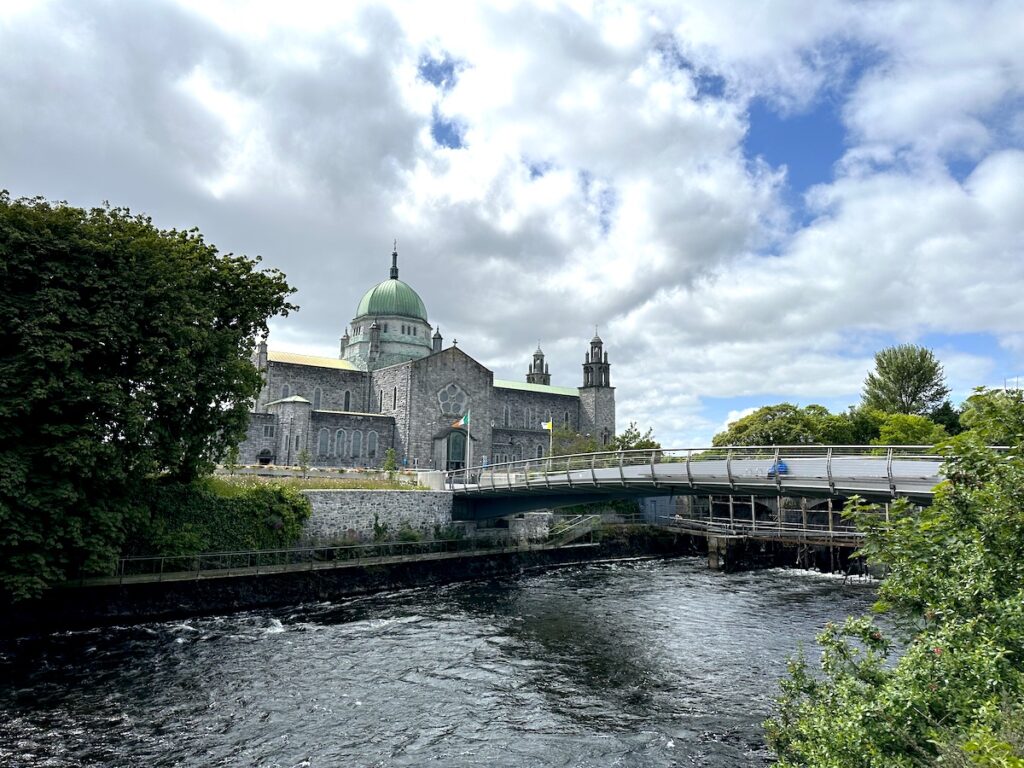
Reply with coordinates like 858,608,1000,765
0,557,875,767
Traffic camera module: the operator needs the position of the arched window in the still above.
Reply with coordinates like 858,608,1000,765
503,405,510,428
317,428,329,456
343,390,351,411
563,410,570,427
523,407,530,428
379,390,383,413
368,431,378,459
413,326,417,336
350,431,362,458
334,429,346,457
545,409,551,426
281,383,290,399
536,444,544,458
313,387,322,410
294,433,300,450
393,386,397,409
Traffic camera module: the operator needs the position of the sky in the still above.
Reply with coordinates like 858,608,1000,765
2,0,1023,446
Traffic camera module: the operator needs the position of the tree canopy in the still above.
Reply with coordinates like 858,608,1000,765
550,422,660,456
862,344,950,416
611,422,660,451
0,193,295,598
767,437,1024,765
958,387,1024,446
712,403,856,446
872,413,949,446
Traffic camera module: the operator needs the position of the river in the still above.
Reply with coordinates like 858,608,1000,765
0,557,875,767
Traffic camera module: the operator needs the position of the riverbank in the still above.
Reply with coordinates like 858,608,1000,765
2,526,696,637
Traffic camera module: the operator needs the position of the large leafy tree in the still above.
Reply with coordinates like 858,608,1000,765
0,194,295,598
862,344,950,416
712,403,855,446
766,438,1024,765
872,413,949,446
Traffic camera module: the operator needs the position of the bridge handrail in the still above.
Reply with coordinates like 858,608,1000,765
445,444,994,488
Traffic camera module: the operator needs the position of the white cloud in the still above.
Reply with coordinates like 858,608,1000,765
1,0,1022,448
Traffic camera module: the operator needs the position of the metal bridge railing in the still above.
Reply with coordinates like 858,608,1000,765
443,445,1005,501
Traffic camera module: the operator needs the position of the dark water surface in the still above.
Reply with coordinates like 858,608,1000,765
0,558,875,767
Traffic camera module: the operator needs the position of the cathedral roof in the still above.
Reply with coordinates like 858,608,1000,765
494,379,579,397
268,350,359,370
355,277,429,322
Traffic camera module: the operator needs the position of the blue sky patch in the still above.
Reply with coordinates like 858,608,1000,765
431,106,465,149
418,53,460,91
526,159,553,179
579,170,617,235
744,96,847,202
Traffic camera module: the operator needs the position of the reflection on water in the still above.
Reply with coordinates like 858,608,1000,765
0,558,874,767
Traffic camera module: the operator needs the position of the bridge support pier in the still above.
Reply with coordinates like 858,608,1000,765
707,535,736,571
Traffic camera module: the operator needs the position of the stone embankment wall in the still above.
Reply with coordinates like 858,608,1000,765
300,490,454,544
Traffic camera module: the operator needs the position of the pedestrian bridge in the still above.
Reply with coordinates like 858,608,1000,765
443,446,955,519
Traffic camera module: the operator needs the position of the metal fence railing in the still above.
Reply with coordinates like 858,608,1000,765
442,445,1003,502
104,536,519,585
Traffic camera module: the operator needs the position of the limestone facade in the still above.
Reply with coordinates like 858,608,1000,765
237,248,616,470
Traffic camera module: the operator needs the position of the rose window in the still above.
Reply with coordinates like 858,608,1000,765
437,383,468,417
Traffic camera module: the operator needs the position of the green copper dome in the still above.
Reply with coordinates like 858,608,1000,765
355,278,428,321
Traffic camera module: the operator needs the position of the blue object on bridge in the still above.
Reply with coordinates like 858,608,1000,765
767,459,789,478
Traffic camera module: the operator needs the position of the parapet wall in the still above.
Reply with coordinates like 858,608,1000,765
300,490,454,544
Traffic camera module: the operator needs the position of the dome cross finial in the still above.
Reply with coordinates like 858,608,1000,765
390,240,399,279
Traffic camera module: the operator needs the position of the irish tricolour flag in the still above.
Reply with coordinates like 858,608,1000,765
451,411,470,429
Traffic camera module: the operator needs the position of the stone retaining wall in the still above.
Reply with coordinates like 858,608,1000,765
300,490,454,544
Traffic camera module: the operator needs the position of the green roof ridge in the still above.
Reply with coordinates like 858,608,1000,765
493,379,579,397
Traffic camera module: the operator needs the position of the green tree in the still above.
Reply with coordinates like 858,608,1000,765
958,387,1024,446
872,413,949,445
296,448,312,478
612,422,660,450
550,427,600,456
0,194,295,598
766,439,1024,765
713,403,852,446
929,399,963,436
844,405,887,444
862,344,950,415
224,445,241,476
382,448,398,474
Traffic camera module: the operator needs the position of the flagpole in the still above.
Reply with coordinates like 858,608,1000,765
465,407,471,472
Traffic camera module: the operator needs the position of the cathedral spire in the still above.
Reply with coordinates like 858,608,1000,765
390,239,399,280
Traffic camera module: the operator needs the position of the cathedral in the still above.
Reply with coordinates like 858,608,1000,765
238,247,615,471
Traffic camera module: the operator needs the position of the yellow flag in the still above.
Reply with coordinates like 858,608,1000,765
541,420,553,430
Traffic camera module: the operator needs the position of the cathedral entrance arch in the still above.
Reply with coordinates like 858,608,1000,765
447,430,466,471
432,427,469,470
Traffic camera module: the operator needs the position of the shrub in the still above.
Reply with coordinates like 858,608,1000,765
122,476,311,557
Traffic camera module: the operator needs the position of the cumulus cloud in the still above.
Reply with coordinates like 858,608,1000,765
1,0,1021,446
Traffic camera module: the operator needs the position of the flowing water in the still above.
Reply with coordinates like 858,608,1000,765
0,557,875,767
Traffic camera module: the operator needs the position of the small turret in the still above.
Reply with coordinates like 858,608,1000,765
432,327,443,353
583,328,610,388
369,319,381,361
257,336,268,370
339,327,350,358
527,344,551,385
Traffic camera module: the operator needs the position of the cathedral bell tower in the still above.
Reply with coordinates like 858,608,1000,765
526,344,551,385
583,331,610,387
578,329,615,445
